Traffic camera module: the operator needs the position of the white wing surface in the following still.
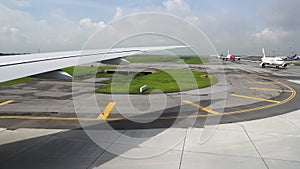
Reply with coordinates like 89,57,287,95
0,46,185,82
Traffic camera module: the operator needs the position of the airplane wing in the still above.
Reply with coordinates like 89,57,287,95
235,56,241,60
0,46,185,82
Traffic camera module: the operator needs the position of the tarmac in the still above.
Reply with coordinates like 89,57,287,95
0,59,300,169
1,108,300,169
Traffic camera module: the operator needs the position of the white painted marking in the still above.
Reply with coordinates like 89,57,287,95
140,85,148,93
289,80,300,85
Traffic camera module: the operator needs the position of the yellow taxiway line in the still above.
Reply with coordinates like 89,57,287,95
0,100,14,107
249,87,292,93
182,100,221,115
231,93,281,103
0,102,117,121
97,102,116,120
225,80,296,115
0,76,296,122
0,116,98,121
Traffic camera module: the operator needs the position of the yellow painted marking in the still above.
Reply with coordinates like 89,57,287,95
0,115,127,121
183,100,221,115
97,102,116,120
200,75,213,79
231,93,281,103
249,87,292,93
0,100,14,107
247,81,278,84
0,116,97,121
0,76,296,122
225,80,296,115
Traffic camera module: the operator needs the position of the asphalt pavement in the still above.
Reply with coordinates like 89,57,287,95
0,59,300,169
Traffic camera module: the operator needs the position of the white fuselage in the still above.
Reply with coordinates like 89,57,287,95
261,56,287,68
260,48,287,69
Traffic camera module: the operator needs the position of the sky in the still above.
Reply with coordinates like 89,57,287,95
0,0,299,55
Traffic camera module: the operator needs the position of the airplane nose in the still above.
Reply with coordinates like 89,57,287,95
230,55,235,60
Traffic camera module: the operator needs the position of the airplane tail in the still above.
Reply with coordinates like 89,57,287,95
227,50,230,56
291,53,297,59
262,48,266,58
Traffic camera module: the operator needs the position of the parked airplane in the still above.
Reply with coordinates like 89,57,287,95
0,46,186,82
221,50,240,61
281,53,299,61
260,48,287,69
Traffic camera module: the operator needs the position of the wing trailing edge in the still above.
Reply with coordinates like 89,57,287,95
0,46,186,82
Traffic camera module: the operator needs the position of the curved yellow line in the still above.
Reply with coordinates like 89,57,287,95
0,76,296,121
222,78,296,116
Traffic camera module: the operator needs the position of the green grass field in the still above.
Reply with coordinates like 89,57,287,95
0,66,215,92
126,55,208,64
287,62,300,66
126,55,178,63
0,77,37,86
181,56,207,64
96,69,217,94
62,66,116,76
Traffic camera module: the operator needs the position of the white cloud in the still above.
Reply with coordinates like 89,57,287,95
162,0,202,28
162,0,191,15
0,4,104,52
206,16,216,22
82,12,218,57
113,7,123,19
79,18,105,29
1,26,19,33
185,16,199,24
260,0,300,31
0,1,298,54
11,0,30,7
255,28,290,41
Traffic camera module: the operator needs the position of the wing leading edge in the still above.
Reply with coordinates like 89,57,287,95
0,46,186,82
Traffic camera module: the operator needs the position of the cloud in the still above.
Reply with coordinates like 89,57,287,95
260,0,300,31
79,18,105,29
162,0,191,15
0,3,107,52
1,1,299,54
11,0,30,7
1,26,19,33
185,16,199,24
82,13,216,56
113,7,123,19
255,28,290,41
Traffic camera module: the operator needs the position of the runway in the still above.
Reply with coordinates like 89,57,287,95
0,59,300,169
